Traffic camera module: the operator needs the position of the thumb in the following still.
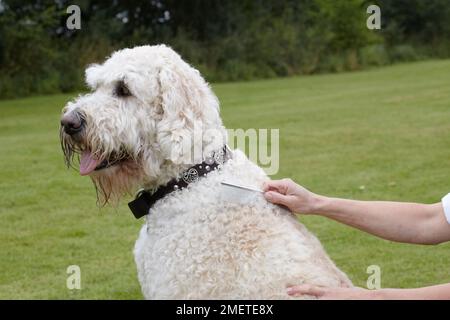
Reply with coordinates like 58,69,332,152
264,191,292,207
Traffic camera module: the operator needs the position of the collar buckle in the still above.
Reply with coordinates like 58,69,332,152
128,190,153,219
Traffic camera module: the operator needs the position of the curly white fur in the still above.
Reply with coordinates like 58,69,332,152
61,44,352,299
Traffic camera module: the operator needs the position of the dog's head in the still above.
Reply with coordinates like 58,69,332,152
60,45,226,204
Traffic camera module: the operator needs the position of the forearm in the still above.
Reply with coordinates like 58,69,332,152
375,283,450,300
313,196,447,244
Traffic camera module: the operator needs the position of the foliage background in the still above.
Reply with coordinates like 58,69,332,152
1,0,450,99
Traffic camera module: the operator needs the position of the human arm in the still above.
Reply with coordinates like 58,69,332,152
263,179,450,244
287,283,450,300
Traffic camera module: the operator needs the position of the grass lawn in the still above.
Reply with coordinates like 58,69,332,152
1,59,449,299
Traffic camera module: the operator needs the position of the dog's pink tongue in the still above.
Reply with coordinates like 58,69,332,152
79,150,101,176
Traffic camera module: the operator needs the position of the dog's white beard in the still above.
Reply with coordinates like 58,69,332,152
90,161,143,205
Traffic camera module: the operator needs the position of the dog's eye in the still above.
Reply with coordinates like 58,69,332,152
115,82,131,97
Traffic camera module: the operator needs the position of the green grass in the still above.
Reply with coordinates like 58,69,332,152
1,59,450,299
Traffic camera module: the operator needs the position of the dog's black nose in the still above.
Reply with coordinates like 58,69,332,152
61,112,84,135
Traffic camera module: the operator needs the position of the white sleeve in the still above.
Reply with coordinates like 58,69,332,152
442,193,450,224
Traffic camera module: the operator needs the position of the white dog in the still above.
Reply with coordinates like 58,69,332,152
60,44,352,299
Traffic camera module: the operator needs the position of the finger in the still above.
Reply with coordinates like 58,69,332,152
264,191,292,207
287,285,326,297
262,180,290,194
262,182,271,192
263,181,280,192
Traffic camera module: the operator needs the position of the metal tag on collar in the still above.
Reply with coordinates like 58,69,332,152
128,189,151,219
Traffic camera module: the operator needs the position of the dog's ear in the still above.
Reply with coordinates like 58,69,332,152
85,63,102,90
157,55,221,165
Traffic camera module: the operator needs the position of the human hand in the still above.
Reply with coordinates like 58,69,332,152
262,179,322,214
287,284,379,300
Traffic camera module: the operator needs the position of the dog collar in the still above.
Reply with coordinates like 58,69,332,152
128,146,232,219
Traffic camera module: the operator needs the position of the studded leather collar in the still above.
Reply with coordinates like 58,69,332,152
128,146,232,219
